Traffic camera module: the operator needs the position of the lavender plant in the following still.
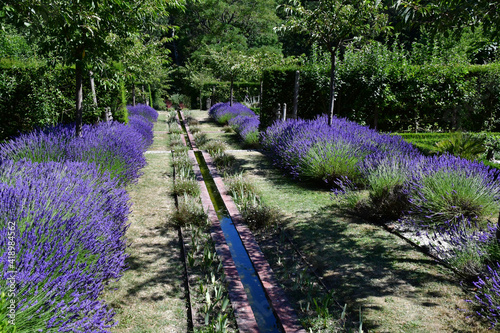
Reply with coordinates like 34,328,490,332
128,114,154,149
409,154,500,227
470,263,500,328
127,104,159,123
208,102,256,125
0,121,148,186
0,159,129,332
227,114,260,146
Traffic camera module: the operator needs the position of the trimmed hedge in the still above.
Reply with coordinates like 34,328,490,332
260,63,500,133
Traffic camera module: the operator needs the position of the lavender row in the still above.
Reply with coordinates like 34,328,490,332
0,106,158,331
261,115,500,327
209,102,260,145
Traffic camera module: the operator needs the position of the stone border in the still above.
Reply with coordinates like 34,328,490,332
188,150,260,332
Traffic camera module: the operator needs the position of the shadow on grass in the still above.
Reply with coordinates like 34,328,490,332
285,206,461,330
108,227,184,306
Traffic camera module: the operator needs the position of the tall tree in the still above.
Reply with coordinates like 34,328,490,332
395,0,500,39
170,0,282,64
2,0,183,136
277,0,388,125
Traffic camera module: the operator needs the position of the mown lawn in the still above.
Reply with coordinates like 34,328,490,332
102,112,187,333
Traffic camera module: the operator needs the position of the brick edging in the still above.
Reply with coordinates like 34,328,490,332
201,152,306,333
188,150,260,332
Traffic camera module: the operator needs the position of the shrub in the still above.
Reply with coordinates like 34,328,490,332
435,132,486,160
409,154,500,227
128,114,154,148
171,194,207,227
261,115,417,184
470,263,500,328
0,122,147,186
228,114,260,146
127,104,159,123
0,159,129,331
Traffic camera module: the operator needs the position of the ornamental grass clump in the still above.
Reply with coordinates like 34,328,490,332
0,159,129,332
128,114,154,148
127,103,159,123
228,114,260,146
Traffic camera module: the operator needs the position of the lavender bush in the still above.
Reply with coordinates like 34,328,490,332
0,121,151,186
470,263,500,328
208,102,256,125
227,114,260,146
0,159,130,332
127,104,159,123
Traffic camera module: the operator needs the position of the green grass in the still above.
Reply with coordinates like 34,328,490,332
214,141,490,332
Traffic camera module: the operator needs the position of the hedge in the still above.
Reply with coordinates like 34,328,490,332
260,63,500,133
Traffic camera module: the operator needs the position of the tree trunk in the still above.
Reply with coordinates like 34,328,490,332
230,75,234,107
328,50,337,126
293,70,300,119
132,83,136,106
75,60,83,137
142,85,146,104
259,79,263,110
89,71,97,107
200,88,202,111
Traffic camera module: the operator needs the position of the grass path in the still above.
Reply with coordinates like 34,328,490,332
102,112,187,333
187,110,490,332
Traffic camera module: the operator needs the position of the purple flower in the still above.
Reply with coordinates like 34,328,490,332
0,159,129,331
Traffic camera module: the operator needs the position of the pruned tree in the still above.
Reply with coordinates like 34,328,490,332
276,0,388,125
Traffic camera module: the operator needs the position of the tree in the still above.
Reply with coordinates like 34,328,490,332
169,0,282,64
277,0,388,125
2,0,183,136
394,0,500,39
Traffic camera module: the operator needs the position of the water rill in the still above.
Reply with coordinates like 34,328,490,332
193,150,281,333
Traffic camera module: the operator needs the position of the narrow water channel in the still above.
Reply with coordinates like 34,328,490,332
193,150,281,333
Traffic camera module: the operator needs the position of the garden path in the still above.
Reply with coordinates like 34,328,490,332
102,112,187,332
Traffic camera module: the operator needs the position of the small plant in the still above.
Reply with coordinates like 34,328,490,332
173,177,200,197
194,132,210,147
169,123,182,134
201,140,228,155
171,194,208,227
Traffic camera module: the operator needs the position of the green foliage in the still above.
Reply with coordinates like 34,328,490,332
435,132,486,160
260,44,500,132
0,65,73,140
